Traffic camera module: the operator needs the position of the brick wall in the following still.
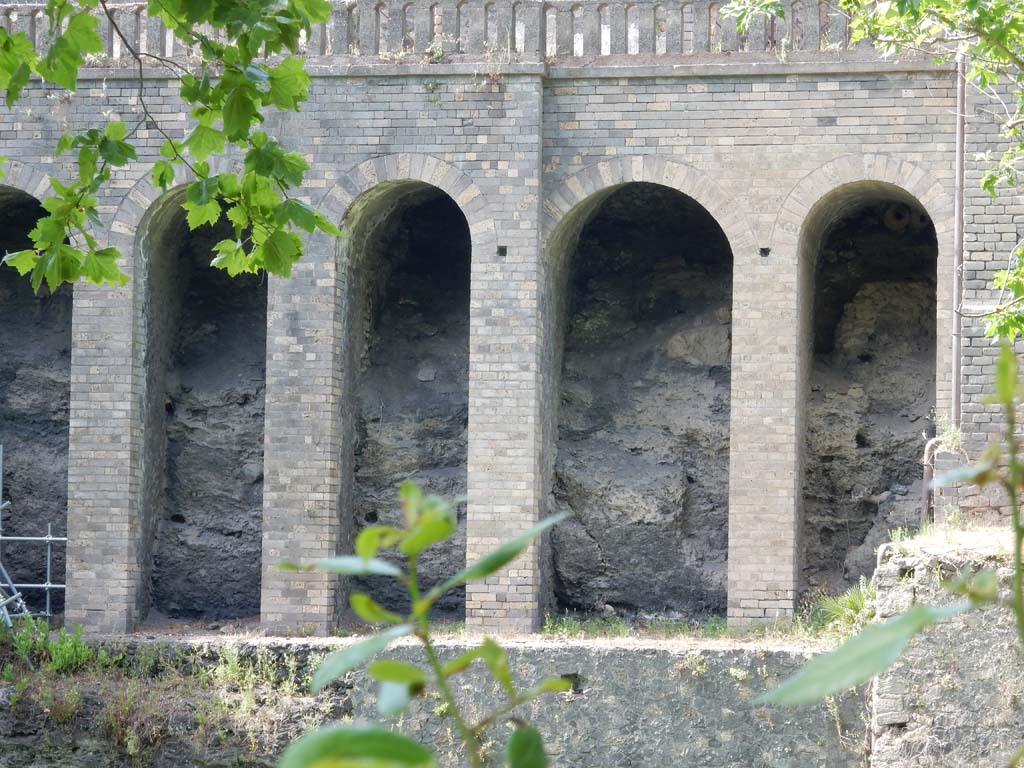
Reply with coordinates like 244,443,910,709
0,28,1016,632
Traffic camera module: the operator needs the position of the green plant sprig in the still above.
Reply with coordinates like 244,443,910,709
278,482,569,768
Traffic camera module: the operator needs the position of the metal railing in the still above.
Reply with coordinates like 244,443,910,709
0,445,67,621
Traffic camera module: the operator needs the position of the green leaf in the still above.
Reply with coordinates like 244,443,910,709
944,568,999,606
479,639,515,696
425,513,569,602
399,481,424,526
377,680,412,717
355,526,405,560
223,87,259,140
152,160,176,190
188,177,221,206
242,63,270,85
757,602,969,706
82,246,128,287
217,173,242,198
98,136,136,166
368,660,428,685
210,239,250,276
276,198,318,232
184,199,221,229
279,556,402,578
56,134,77,156
315,211,343,237
507,726,548,768
103,121,129,141
292,0,334,24
995,343,1018,405
350,593,404,625
931,462,999,488
311,625,414,694
441,646,484,677
535,677,573,694
41,243,84,292
278,724,436,768
6,61,30,106
3,249,37,275
160,139,182,160
226,205,249,232
259,228,301,276
267,57,311,109
184,124,226,162
39,11,103,90
399,502,457,557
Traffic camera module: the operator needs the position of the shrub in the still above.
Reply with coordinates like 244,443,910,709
47,626,93,674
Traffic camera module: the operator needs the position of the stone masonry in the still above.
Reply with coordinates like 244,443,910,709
0,0,1016,634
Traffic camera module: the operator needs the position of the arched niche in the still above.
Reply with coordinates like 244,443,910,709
799,181,938,594
340,180,471,618
137,190,268,621
547,181,734,618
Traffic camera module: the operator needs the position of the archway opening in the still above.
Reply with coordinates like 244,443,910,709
344,182,471,618
142,197,267,621
0,188,71,614
549,182,733,619
802,184,937,595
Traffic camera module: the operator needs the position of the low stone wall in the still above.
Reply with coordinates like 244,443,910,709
871,547,1024,767
0,636,866,768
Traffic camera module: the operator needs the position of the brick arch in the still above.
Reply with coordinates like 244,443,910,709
108,156,245,277
770,153,955,251
542,155,758,258
0,159,54,202
318,153,496,251
774,153,955,413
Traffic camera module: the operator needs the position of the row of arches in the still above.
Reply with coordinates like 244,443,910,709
0,154,946,625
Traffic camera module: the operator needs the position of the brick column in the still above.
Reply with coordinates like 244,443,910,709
726,241,805,626
465,79,546,634
65,189,152,635
260,232,346,634
464,233,546,633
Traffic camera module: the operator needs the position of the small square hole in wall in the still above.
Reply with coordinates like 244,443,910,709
497,245,508,258
760,247,771,257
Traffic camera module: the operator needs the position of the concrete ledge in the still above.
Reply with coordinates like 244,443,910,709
69,54,951,82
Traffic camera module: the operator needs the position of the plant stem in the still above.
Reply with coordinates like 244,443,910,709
422,634,485,768
407,558,483,767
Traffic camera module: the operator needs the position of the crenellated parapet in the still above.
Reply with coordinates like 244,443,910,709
0,0,857,65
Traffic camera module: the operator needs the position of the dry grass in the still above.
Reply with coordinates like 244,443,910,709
888,521,1013,561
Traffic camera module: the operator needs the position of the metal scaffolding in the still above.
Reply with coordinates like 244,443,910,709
0,445,67,626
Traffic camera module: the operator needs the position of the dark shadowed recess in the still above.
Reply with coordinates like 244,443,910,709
803,199,937,596
353,190,471,618
150,217,267,620
0,190,71,614
551,182,734,619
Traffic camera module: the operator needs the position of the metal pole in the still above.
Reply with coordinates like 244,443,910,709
45,523,52,620
952,52,966,428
